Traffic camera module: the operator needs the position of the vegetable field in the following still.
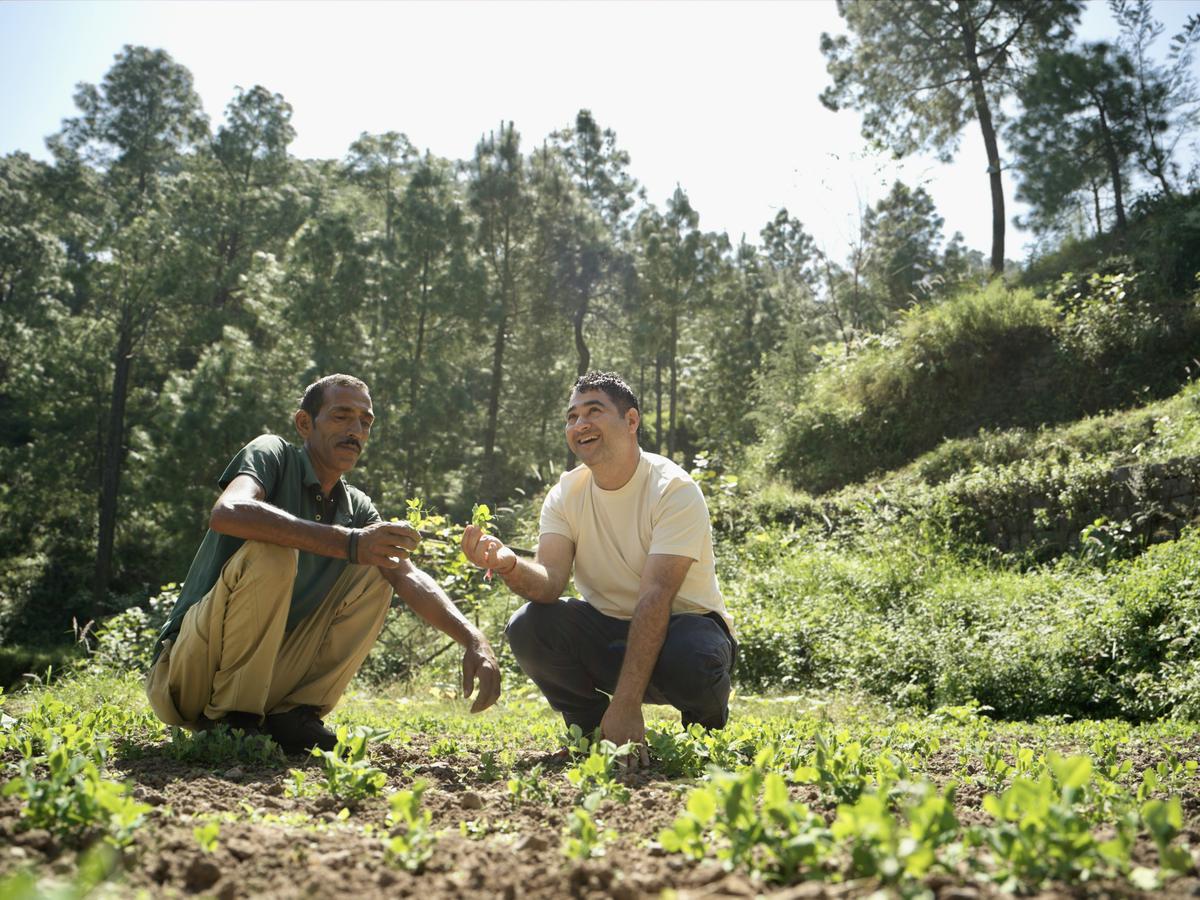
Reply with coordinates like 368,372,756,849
3,670,1200,898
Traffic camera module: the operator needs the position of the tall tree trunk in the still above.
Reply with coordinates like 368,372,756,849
1139,106,1175,199
482,308,507,497
1091,180,1104,237
404,256,431,496
667,310,678,460
637,363,647,449
1095,103,1128,231
957,3,1006,276
654,357,663,455
93,314,134,611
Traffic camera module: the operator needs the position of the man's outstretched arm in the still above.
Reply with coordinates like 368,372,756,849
461,526,575,603
601,554,694,766
381,560,501,713
210,474,419,567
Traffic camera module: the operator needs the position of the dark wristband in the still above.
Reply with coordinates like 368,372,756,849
348,529,361,564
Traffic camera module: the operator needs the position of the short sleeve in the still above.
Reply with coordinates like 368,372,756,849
360,498,382,527
648,479,709,561
539,482,574,540
219,434,285,495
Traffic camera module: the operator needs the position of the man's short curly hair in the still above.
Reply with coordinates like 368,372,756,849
299,374,370,419
572,371,640,419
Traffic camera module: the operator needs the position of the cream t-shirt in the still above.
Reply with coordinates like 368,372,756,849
540,451,733,630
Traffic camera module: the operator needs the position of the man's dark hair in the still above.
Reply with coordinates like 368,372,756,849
573,371,639,417
299,374,370,419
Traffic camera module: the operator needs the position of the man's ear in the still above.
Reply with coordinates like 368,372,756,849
294,409,312,439
626,407,640,434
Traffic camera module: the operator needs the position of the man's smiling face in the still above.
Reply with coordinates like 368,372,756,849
564,388,638,467
297,384,374,477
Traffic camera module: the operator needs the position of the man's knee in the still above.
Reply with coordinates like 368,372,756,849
505,602,548,661
238,540,300,569
506,600,580,669
223,541,298,600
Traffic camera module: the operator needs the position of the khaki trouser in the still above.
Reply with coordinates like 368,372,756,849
145,540,393,728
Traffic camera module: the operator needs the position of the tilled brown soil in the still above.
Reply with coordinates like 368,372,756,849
3,734,1199,899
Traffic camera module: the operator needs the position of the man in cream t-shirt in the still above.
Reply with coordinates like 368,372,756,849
461,371,735,768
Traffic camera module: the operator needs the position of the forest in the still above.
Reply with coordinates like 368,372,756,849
5,0,1200,895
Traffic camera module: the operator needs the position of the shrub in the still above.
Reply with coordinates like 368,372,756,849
84,585,179,673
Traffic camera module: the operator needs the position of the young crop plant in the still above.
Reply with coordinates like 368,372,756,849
645,722,755,779
562,805,616,860
963,752,1181,890
830,786,960,884
507,763,554,807
385,779,436,872
1140,798,1193,881
564,739,635,805
475,750,503,783
660,765,833,882
167,723,284,766
790,729,906,804
193,820,221,853
302,725,390,802
429,735,461,758
646,727,708,779
4,741,152,847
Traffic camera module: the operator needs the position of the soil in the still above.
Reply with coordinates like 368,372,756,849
2,732,1199,898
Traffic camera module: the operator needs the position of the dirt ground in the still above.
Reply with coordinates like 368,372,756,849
4,729,1200,899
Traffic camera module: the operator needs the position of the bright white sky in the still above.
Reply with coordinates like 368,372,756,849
2,0,1197,262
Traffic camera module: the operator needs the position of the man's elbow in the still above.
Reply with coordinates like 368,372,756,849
528,588,562,604
209,498,248,535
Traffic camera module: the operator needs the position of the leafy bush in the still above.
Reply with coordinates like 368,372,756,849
85,584,179,673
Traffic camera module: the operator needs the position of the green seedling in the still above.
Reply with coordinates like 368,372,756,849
477,750,504,783
385,779,436,871
4,742,152,847
565,739,635,805
194,820,221,853
563,805,616,860
507,763,553,807
305,725,390,801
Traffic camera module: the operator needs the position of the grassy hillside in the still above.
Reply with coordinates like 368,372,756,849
765,193,1200,495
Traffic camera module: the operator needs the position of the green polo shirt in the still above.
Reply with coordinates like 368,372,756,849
154,434,382,657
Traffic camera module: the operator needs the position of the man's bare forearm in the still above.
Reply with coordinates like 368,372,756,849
609,587,673,708
384,562,486,647
497,557,565,604
210,498,350,558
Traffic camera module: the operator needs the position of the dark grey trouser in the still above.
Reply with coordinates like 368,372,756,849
505,598,736,734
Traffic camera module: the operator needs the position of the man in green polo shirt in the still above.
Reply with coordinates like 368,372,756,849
145,373,501,752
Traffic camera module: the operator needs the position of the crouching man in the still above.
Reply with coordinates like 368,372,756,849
146,374,500,752
461,371,735,770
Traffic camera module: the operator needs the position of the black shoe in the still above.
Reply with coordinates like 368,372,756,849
265,706,338,753
194,711,263,736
